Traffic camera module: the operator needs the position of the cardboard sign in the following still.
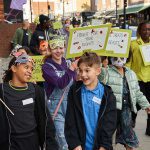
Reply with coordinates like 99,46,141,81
66,24,111,58
140,44,150,66
30,56,44,82
105,28,132,58
53,21,63,29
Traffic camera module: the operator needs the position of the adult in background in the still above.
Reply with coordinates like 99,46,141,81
12,19,32,48
30,14,53,55
126,21,150,135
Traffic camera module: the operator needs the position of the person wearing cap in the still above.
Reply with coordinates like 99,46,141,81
12,19,32,48
30,14,54,55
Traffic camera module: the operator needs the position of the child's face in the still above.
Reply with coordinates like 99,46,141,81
78,63,101,89
18,49,27,54
12,62,34,83
50,47,64,62
102,58,108,68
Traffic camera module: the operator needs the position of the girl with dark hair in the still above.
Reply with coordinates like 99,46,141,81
0,53,58,150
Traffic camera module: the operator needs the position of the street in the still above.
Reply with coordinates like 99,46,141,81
115,110,150,150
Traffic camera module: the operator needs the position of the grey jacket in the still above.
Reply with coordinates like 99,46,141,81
99,66,150,112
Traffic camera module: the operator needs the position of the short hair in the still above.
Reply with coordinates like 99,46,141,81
137,21,150,38
17,46,30,54
22,19,29,26
77,52,101,67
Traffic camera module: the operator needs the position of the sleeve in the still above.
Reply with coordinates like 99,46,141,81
12,29,20,48
98,68,108,84
132,71,150,109
65,85,82,150
97,87,117,149
46,108,59,150
30,32,39,55
42,63,75,89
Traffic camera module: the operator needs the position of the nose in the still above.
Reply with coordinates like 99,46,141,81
80,71,86,77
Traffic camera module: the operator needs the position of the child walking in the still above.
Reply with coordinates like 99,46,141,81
42,36,77,150
0,53,58,150
65,52,117,150
99,57,150,150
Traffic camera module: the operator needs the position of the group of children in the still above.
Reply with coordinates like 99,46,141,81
0,34,150,150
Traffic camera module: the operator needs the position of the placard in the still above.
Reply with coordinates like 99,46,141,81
53,21,63,29
30,56,44,82
105,28,132,58
66,24,111,58
140,44,150,66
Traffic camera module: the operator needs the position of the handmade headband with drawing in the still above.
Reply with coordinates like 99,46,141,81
12,52,35,65
48,39,65,49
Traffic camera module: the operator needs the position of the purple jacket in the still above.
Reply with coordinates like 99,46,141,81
42,57,76,98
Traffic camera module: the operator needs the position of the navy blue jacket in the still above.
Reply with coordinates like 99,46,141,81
65,81,117,150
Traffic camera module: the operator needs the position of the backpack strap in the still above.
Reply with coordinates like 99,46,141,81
0,83,14,115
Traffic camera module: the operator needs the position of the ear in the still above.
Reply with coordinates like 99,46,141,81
11,65,17,73
96,67,101,76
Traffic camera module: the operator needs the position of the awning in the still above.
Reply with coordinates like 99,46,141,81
139,5,150,12
118,6,143,15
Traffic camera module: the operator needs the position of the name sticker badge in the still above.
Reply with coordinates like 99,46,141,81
22,98,34,105
92,96,102,105
39,36,44,39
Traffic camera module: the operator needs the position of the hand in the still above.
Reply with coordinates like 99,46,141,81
70,59,79,71
99,147,106,150
73,145,82,150
145,107,150,114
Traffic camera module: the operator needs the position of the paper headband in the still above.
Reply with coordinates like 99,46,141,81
13,52,34,65
48,39,65,49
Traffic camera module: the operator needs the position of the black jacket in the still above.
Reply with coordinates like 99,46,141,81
0,83,58,150
65,81,117,150
30,25,54,55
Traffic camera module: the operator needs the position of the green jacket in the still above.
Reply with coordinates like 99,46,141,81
99,66,150,113
12,27,32,48
126,37,150,82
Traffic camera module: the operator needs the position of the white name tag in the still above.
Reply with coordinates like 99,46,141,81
22,98,34,105
92,96,101,105
26,33,29,36
39,36,44,39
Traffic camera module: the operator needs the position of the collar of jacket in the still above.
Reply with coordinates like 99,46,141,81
111,65,129,74
136,37,150,45
72,81,109,119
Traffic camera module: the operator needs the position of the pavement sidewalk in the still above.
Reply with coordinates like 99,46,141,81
115,110,150,150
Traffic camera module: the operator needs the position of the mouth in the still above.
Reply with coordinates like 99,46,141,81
82,78,89,83
25,74,32,79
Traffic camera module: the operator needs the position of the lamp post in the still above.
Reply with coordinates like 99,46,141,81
115,0,118,26
123,0,127,29
30,0,32,22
